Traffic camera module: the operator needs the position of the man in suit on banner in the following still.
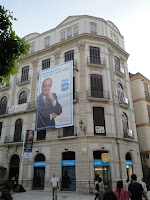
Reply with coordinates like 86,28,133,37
37,78,62,129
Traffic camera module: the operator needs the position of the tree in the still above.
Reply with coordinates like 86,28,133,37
0,5,30,83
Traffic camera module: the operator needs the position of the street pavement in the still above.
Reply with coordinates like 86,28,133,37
10,190,150,200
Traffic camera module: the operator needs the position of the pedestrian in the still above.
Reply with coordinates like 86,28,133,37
128,174,148,200
103,190,119,200
98,177,104,200
125,179,130,191
94,175,100,200
0,193,13,200
114,180,129,200
51,173,59,200
141,177,148,199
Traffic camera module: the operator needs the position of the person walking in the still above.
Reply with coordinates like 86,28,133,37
114,180,129,200
94,175,100,200
125,179,130,191
98,177,104,200
103,190,119,200
128,174,148,200
141,177,148,199
51,173,59,200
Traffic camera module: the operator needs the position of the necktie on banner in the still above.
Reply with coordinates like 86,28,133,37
45,97,48,107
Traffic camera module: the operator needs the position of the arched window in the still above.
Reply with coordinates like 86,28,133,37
117,83,124,103
125,152,132,161
35,153,45,162
18,91,27,104
0,96,7,114
122,113,128,137
14,119,22,142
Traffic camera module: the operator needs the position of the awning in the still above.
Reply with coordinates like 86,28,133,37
0,166,7,171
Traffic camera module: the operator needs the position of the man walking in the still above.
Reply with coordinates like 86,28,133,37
128,174,148,200
51,173,59,200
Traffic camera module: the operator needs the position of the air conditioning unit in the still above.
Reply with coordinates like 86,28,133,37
123,97,128,104
120,67,125,74
127,130,133,137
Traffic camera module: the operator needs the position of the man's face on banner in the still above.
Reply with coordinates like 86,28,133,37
42,78,52,95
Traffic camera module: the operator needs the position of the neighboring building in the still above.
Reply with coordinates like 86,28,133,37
130,72,150,190
0,15,142,193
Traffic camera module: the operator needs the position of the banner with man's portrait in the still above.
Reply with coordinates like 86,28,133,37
24,130,34,158
36,61,73,130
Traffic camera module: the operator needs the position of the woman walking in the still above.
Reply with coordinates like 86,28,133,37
114,180,129,200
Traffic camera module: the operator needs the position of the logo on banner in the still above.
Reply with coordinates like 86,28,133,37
102,153,109,162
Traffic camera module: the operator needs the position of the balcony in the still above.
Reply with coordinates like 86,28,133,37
0,101,36,116
0,82,11,91
16,75,31,85
87,89,110,101
87,56,106,68
145,91,150,100
119,97,130,109
73,91,79,102
90,31,97,35
4,135,23,144
124,129,134,139
115,66,125,78
58,126,77,139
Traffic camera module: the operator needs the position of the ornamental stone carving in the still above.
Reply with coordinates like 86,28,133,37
54,48,61,59
108,45,114,57
32,56,38,66
77,39,85,51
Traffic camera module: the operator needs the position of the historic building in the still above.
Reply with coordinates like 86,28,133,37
0,15,142,193
130,72,150,190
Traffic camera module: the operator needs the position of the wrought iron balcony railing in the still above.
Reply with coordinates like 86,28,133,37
115,66,125,76
58,126,77,138
87,89,110,100
16,75,31,85
145,91,150,100
4,135,23,144
87,56,106,67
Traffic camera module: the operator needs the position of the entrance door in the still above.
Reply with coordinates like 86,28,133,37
9,154,20,181
33,167,45,190
62,167,76,191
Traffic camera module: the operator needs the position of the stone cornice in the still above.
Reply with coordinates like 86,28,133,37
22,33,129,62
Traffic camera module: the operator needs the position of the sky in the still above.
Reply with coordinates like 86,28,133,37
1,0,150,79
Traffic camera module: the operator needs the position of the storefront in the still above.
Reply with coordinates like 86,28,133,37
61,151,76,191
33,154,45,190
93,150,111,189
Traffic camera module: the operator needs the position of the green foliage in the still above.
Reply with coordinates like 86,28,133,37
0,5,30,83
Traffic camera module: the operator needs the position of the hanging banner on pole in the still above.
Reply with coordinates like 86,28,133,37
36,61,73,130
24,130,34,158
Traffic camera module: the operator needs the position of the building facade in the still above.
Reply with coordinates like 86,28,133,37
130,72,150,190
0,15,142,193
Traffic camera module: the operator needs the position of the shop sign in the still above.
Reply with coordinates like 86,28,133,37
95,126,105,134
33,161,46,167
126,160,133,166
94,159,110,166
102,153,109,162
61,160,76,166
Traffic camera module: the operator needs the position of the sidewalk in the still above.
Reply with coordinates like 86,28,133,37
11,190,150,200
12,190,94,200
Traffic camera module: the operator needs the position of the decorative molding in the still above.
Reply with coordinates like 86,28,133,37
32,56,38,66
77,39,85,51
108,45,114,57
54,48,61,59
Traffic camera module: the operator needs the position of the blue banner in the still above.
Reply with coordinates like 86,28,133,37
94,159,110,166
126,160,133,166
61,160,76,166
34,161,46,167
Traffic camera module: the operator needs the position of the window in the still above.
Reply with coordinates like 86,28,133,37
122,113,128,137
93,107,105,135
14,119,22,142
90,23,97,34
90,47,100,64
45,37,50,48
42,59,50,70
91,74,103,98
37,130,46,141
63,126,74,137
31,43,35,53
144,83,148,92
67,28,72,39
147,105,150,123
117,83,124,103
18,91,27,104
0,122,2,138
74,26,78,36
21,66,29,82
65,50,74,63
114,56,120,69
0,96,7,115
61,31,65,41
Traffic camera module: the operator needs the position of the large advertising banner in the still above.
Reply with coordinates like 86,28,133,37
24,130,34,158
36,61,73,130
